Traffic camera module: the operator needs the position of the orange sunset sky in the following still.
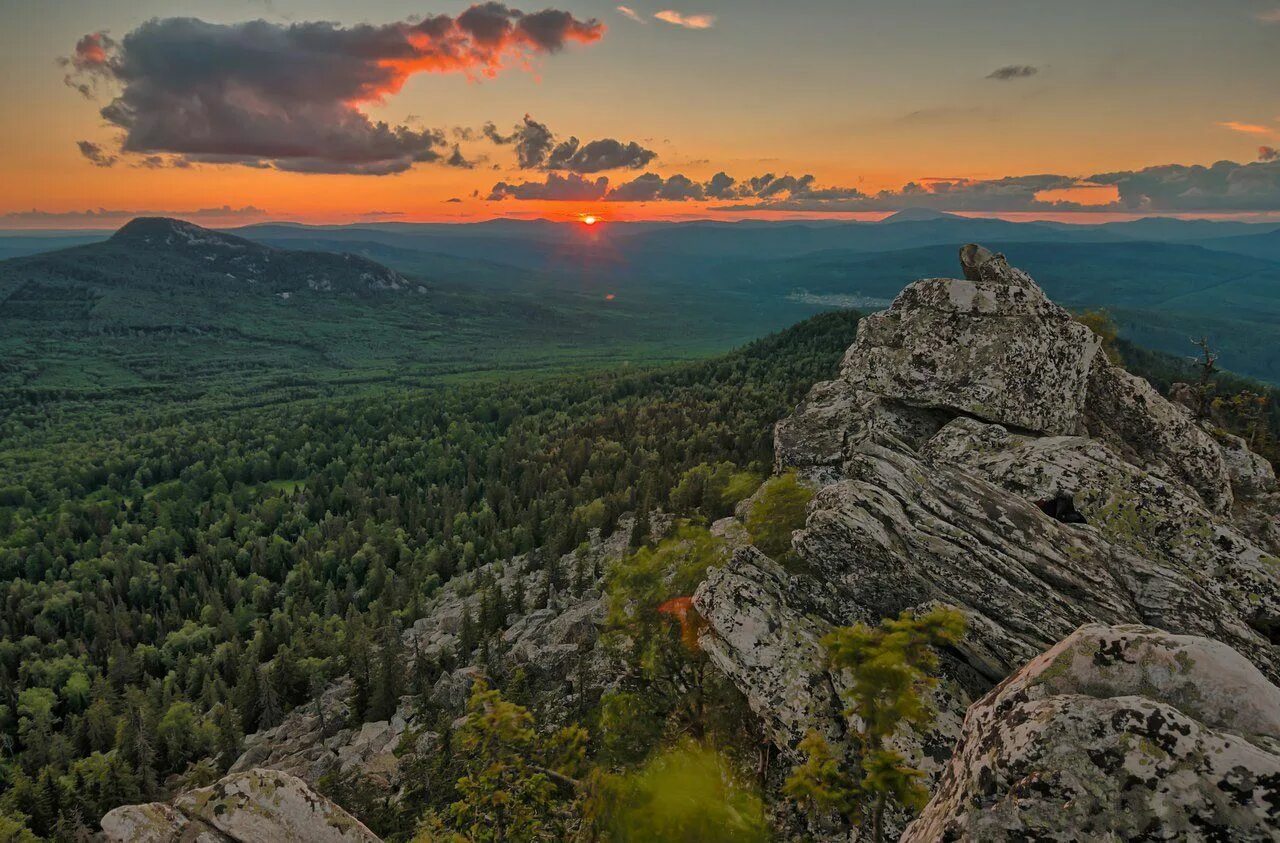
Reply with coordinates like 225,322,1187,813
3,0,1280,227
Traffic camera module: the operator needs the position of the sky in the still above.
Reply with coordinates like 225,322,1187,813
2,0,1280,226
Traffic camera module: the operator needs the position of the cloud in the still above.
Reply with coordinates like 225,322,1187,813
617,5,645,23
704,171,737,199
1089,160,1280,212
484,114,556,168
486,169,864,203
729,161,1280,213
1219,121,1274,136
986,64,1038,80
546,137,657,172
654,10,715,29
446,144,477,169
60,33,116,97
1257,8,1280,23
63,7,604,175
1,205,268,228
608,172,705,201
77,140,117,167
488,172,610,200
483,158,1280,213
484,115,657,172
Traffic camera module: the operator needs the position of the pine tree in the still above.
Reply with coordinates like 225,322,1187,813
785,607,966,842
257,665,282,730
369,629,403,722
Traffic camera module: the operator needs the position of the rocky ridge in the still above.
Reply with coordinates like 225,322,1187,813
694,245,1280,837
224,517,654,798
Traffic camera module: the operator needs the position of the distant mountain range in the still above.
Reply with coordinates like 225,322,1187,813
5,212,1280,385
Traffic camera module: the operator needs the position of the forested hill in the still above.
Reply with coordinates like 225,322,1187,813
0,310,860,838
1,217,411,297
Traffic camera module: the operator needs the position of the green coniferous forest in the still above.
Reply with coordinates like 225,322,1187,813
1,313,864,839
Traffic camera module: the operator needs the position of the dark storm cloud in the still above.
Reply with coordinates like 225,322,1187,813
484,116,657,172
1259,146,1279,162
487,172,610,200
77,140,117,167
987,64,1039,80
63,7,604,175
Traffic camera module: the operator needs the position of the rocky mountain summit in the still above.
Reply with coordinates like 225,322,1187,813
695,245,1280,838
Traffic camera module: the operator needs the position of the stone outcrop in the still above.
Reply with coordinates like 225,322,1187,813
841,244,1101,436
101,769,379,843
695,246,1280,835
218,517,654,808
904,625,1280,841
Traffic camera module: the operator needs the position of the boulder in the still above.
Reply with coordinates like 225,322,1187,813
904,625,1280,842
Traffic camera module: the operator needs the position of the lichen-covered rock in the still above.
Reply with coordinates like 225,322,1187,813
903,625,1280,842
1084,361,1234,512
694,547,849,753
100,801,230,843
922,415,1280,672
838,258,1101,435
1218,429,1278,498
101,769,378,843
175,769,380,843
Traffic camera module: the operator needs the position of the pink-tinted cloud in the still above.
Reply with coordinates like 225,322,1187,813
654,10,716,29
616,5,645,23
64,7,604,175
1218,121,1273,136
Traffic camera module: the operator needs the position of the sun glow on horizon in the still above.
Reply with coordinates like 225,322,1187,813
582,214,598,225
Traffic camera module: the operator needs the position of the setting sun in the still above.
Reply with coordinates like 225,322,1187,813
582,215,598,225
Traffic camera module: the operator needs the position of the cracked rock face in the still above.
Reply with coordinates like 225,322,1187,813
696,245,1280,836
903,625,1280,842
101,769,379,843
